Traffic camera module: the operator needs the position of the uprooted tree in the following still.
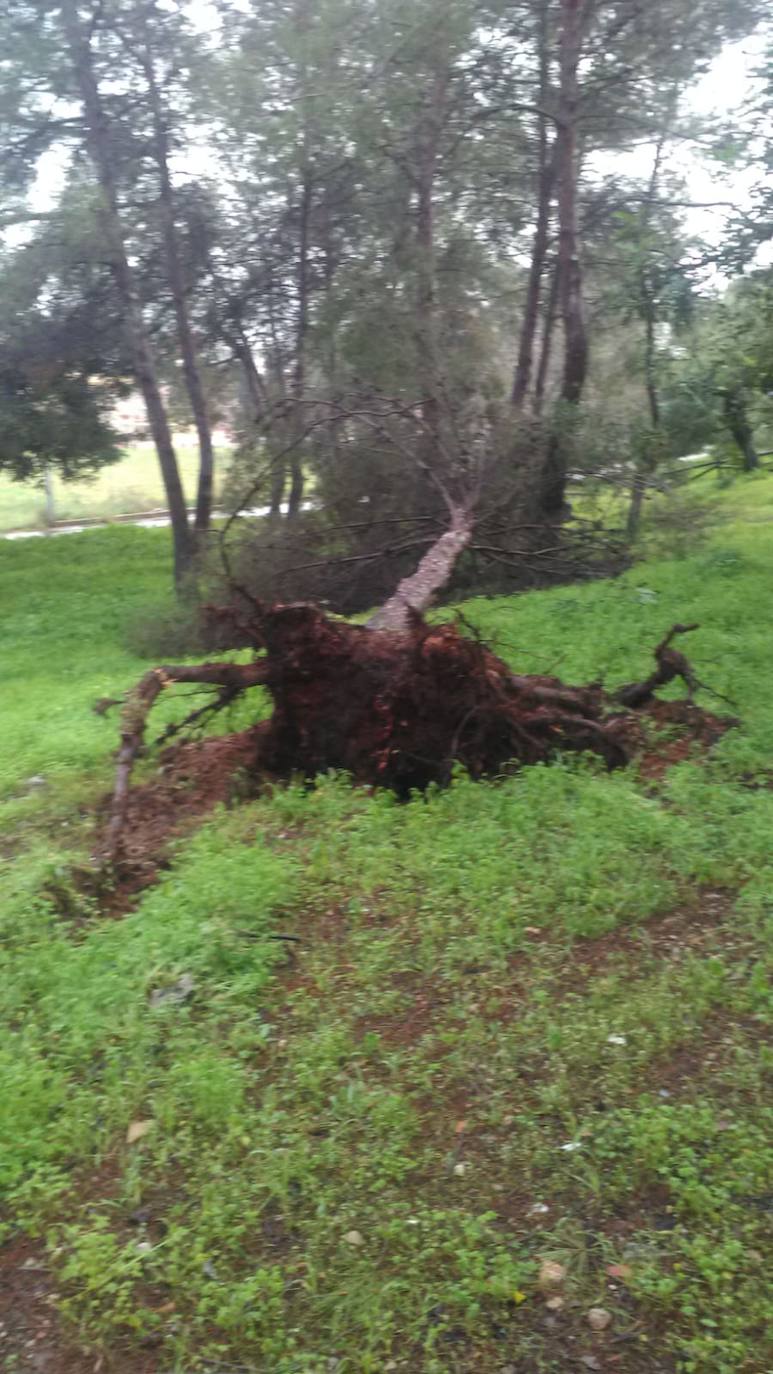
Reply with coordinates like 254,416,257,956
103,478,732,861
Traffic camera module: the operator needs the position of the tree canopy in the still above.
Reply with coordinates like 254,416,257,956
1,0,771,584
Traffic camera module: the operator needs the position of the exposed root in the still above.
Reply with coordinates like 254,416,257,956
616,622,701,707
101,606,734,865
106,660,267,859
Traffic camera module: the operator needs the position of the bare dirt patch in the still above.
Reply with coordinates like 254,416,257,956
0,1235,156,1374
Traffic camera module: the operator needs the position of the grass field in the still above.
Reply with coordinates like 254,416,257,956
0,479,771,1373
0,442,230,531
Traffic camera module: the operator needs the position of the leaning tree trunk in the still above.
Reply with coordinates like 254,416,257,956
367,505,473,631
61,0,193,591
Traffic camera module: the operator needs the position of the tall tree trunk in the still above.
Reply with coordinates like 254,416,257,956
627,123,670,540
723,388,759,471
537,0,588,521
138,24,216,543
534,256,560,415
555,0,587,409
626,300,659,539
233,333,267,424
511,0,554,410
203,248,269,426
61,0,193,590
266,305,288,516
287,167,312,521
414,55,449,457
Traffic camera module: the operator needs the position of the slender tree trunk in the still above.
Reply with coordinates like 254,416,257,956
61,0,193,590
536,0,588,520
203,248,269,425
266,304,287,516
414,55,449,457
626,302,659,539
512,0,553,409
627,123,670,540
555,0,587,410
234,333,267,424
138,27,216,542
287,167,312,521
534,256,560,415
723,389,759,471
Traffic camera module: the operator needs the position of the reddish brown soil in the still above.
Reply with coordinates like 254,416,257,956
95,725,266,913
0,1235,156,1374
615,698,734,780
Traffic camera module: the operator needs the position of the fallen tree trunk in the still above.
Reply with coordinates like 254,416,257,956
367,505,473,631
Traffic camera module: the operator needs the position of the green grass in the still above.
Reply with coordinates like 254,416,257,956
0,442,231,531
0,484,771,1372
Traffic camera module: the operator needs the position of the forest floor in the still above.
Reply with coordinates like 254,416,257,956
0,475,771,1374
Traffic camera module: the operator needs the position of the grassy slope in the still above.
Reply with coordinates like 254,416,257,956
0,443,229,531
0,478,771,1374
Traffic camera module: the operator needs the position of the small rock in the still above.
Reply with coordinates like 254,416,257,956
343,1230,364,1247
453,1162,466,1176
126,1119,154,1145
587,1307,612,1331
538,1259,567,1291
579,1358,602,1371
149,973,195,1009
545,1295,565,1311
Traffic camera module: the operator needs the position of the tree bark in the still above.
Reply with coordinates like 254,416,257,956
536,0,588,521
534,256,560,415
555,0,587,412
511,0,554,410
61,0,193,590
627,123,670,540
626,292,660,539
366,505,472,631
414,52,449,457
287,165,312,521
137,21,216,542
